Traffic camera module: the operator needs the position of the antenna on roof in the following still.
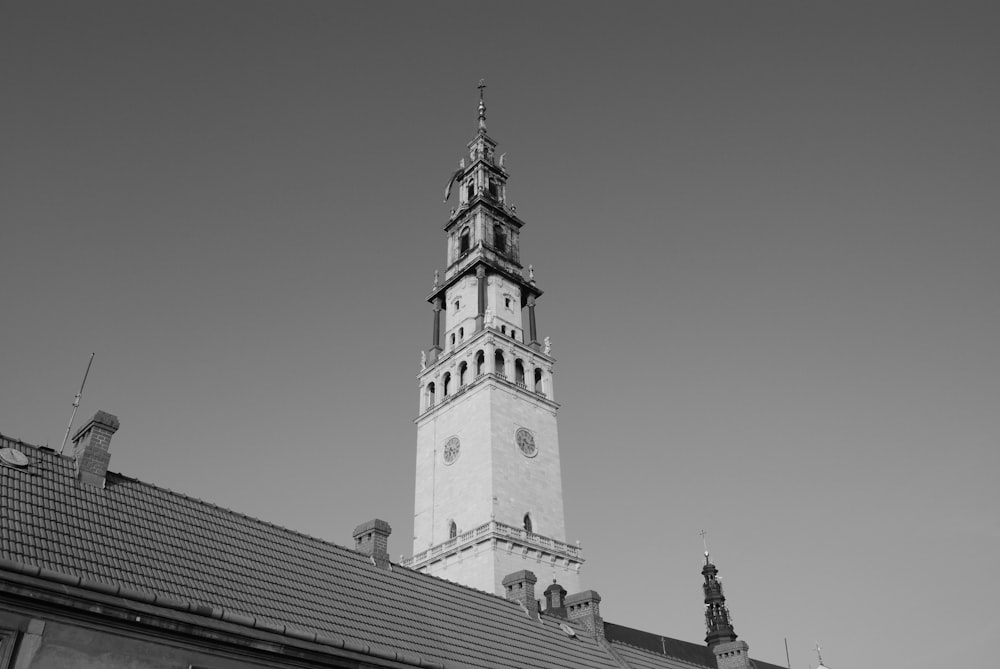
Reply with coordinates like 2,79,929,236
785,637,791,669
60,352,95,455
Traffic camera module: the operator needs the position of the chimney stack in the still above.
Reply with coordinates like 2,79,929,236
713,640,753,669
566,590,604,639
353,519,392,569
70,410,120,488
502,570,538,618
544,580,568,615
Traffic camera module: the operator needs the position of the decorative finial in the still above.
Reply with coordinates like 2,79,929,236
434,269,439,288
700,529,710,562
528,264,535,282
477,79,487,133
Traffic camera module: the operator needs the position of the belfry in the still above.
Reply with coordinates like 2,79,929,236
403,84,583,595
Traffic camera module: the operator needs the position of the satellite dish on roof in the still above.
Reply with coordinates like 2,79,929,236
0,448,29,468
559,623,576,638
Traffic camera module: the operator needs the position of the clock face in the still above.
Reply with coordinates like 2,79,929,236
515,428,537,457
443,436,461,465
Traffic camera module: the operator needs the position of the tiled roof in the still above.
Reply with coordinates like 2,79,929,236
0,436,620,669
0,433,779,669
605,622,787,669
610,642,707,669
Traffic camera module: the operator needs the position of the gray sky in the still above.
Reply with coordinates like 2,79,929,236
2,3,998,668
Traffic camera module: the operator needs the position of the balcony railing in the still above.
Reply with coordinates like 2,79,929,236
403,519,583,568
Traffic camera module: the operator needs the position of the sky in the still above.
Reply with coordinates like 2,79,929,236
2,2,998,668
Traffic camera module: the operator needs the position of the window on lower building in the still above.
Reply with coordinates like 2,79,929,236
0,628,18,668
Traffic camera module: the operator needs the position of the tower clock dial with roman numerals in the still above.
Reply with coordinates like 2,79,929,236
515,428,537,457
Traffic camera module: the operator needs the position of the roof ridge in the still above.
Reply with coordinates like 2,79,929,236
10,438,367,561
607,637,711,669
104,469,358,554
0,431,52,452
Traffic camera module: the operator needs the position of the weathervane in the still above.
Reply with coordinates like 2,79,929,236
700,529,710,561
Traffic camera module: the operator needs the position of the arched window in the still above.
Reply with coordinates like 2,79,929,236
523,513,533,534
459,227,471,254
534,368,544,394
475,350,485,376
459,327,464,341
488,180,498,199
494,350,505,378
501,325,506,335
426,382,435,409
450,333,456,347
442,372,451,397
515,359,525,386
494,223,506,253
466,181,474,200
511,329,517,341
458,361,467,386
449,521,457,539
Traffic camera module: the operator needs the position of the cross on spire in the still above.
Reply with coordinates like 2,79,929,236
700,529,710,561
477,79,487,133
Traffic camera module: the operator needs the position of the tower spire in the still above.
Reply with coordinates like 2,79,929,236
702,550,737,649
702,548,754,669
477,79,487,134
815,642,829,668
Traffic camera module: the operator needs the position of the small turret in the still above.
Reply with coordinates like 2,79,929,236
700,543,752,669
703,551,737,648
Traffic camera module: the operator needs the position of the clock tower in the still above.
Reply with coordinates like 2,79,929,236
402,85,583,595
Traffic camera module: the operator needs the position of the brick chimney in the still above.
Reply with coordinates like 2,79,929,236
70,410,120,488
713,640,752,669
502,570,538,618
566,590,604,639
353,519,391,569
544,579,568,615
